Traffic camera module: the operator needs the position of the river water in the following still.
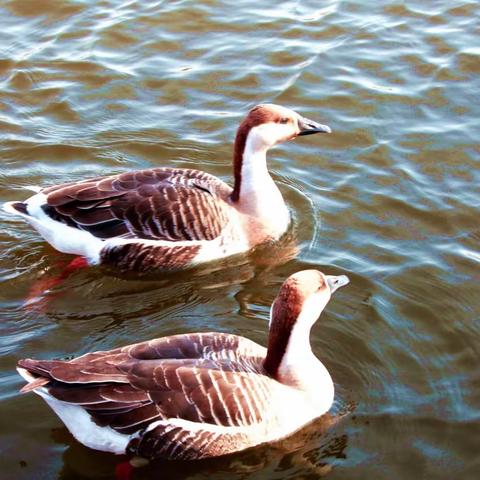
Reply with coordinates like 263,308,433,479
0,1,478,479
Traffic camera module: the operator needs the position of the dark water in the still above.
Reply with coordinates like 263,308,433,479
0,0,479,478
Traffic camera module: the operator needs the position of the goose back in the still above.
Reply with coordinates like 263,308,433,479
42,168,232,242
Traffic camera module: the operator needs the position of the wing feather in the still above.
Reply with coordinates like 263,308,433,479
40,168,232,242
18,332,271,443
127,422,253,460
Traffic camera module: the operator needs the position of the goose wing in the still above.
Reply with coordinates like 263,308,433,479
41,168,232,241
18,333,271,436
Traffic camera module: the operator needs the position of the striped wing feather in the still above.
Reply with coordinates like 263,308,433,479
18,333,273,457
41,168,232,241
128,421,254,460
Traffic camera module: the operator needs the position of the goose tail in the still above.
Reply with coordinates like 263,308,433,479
3,201,30,217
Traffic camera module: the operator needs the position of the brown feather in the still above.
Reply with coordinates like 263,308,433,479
128,423,253,460
100,243,201,272
40,168,232,243
17,333,271,442
20,377,50,393
263,280,304,377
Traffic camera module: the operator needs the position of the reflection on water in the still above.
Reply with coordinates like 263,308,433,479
0,0,479,479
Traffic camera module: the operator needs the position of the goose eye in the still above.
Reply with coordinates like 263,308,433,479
316,283,325,292
279,117,289,124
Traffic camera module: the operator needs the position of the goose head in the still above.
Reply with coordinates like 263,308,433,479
264,269,349,378
231,104,330,202
238,104,331,150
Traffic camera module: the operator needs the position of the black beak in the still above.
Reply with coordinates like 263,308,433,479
297,116,331,136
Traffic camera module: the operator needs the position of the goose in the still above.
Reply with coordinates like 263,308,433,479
17,269,349,461
3,104,330,272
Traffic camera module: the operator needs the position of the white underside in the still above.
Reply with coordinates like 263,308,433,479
3,193,104,263
17,367,133,454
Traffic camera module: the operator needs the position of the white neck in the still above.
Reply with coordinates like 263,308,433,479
236,129,289,230
277,295,334,408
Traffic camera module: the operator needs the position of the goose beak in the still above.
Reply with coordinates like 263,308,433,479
297,116,331,136
325,275,350,294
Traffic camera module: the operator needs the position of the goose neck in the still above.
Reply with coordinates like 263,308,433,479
231,130,288,224
264,294,331,392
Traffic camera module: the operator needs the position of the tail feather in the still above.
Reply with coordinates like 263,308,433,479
3,185,42,215
3,201,29,216
17,362,53,393
20,377,51,393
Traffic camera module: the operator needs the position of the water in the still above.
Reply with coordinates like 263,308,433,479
0,0,479,478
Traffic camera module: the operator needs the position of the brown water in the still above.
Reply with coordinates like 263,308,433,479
0,1,479,479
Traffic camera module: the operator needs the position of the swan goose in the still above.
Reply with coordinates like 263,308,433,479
17,269,349,460
3,104,330,271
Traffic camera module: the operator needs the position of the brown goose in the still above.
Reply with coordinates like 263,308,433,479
17,269,349,460
3,105,330,271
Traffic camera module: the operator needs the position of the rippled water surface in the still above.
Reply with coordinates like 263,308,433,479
0,1,479,479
